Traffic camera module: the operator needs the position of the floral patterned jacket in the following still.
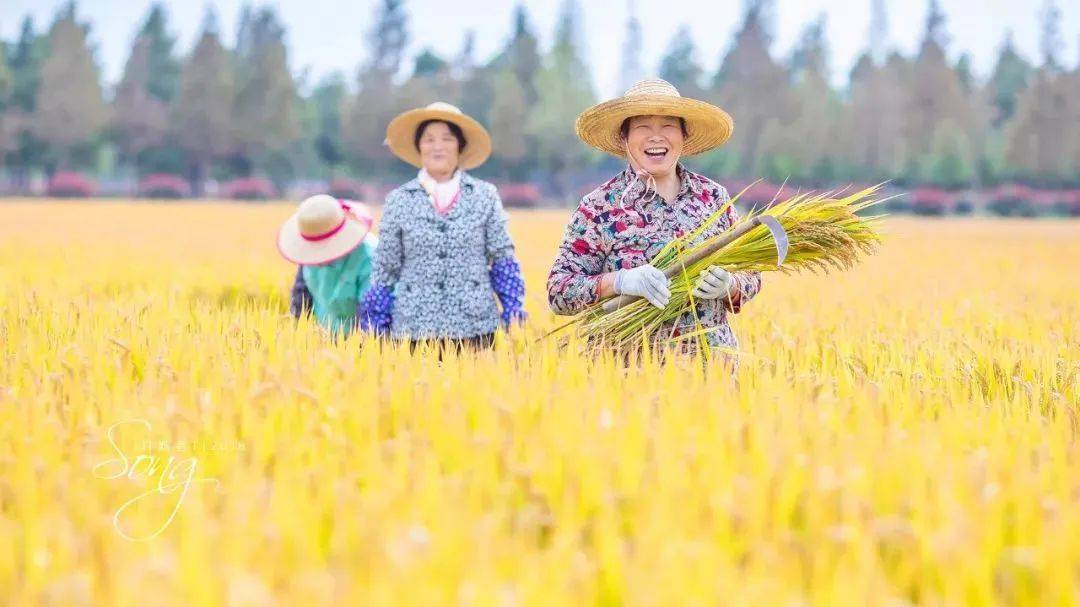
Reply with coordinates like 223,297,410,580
358,171,526,340
546,164,762,354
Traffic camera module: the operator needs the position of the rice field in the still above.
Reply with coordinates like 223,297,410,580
1,200,1078,606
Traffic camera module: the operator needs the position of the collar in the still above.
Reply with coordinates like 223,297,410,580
403,170,476,192
616,163,703,203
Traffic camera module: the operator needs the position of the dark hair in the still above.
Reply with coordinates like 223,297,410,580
414,119,467,152
619,116,688,140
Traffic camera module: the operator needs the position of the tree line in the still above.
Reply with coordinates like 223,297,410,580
0,0,1076,201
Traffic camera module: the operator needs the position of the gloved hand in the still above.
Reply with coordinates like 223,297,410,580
615,265,670,309
691,265,735,300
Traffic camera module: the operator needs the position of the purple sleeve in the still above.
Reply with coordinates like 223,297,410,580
290,267,313,319
490,257,527,326
358,285,393,334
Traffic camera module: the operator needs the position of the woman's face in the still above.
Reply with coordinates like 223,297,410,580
623,114,685,176
418,121,461,177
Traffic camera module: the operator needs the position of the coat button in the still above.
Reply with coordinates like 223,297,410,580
436,282,444,290
439,224,448,232
437,251,447,259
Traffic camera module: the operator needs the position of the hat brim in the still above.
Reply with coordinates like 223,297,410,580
277,203,374,266
386,108,492,170
575,95,734,158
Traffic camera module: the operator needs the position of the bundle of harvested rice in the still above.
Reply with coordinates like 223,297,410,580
546,184,886,353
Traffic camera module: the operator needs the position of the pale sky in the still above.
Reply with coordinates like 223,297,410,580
2,0,1076,96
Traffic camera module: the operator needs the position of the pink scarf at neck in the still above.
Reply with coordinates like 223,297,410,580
418,168,461,215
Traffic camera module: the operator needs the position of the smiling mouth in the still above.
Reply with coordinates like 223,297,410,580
643,147,669,161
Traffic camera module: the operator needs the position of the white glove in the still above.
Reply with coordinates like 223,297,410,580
691,265,735,300
615,265,670,309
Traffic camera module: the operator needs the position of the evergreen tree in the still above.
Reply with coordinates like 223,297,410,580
489,67,529,178
231,6,300,175
778,14,839,182
173,9,234,192
527,0,597,199
617,0,644,95
711,0,792,176
658,26,704,98
902,0,973,174
986,32,1032,126
343,0,411,176
113,33,167,164
5,17,48,187
32,2,108,169
137,4,180,102
309,72,346,171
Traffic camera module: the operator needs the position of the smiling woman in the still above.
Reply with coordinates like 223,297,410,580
358,102,529,353
547,78,760,368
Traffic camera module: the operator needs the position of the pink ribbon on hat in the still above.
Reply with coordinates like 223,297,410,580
301,199,353,242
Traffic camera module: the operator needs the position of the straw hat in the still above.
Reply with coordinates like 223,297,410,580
277,195,374,265
385,102,492,170
575,78,734,158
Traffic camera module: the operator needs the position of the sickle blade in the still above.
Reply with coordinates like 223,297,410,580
757,215,789,266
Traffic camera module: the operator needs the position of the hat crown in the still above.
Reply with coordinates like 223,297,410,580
425,101,462,115
296,195,345,237
624,78,682,99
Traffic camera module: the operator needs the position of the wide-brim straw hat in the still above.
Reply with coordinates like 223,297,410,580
385,102,492,170
277,195,374,266
576,78,734,158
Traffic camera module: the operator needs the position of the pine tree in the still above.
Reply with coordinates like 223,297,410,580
413,49,449,79
778,14,840,182
32,3,108,169
231,7,300,173
137,4,180,102
986,32,1032,126
527,0,597,199
844,51,907,179
0,44,13,158
489,67,529,178
1005,70,1076,184
173,9,234,193
923,119,975,188
868,0,889,65
902,0,974,176
711,0,792,176
1039,0,1062,72
452,30,476,81
490,4,541,105
617,0,644,95
658,26,703,98
113,34,168,162
4,17,48,188
342,0,411,176
309,73,346,171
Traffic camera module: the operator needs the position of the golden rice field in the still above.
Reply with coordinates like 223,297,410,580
1,200,1078,606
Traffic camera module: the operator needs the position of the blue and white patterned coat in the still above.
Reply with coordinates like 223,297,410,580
359,171,526,340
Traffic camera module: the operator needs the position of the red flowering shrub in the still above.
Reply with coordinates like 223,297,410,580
138,173,190,199
987,183,1036,217
910,187,949,216
497,182,543,208
47,172,96,198
223,177,278,201
327,178,365,200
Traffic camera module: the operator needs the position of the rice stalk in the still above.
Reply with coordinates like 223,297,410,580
547,184,887,353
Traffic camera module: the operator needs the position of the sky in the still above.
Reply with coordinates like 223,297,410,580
2,0,1076,97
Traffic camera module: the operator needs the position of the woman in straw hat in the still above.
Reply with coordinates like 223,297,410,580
280,194,378,335
358,102,527,351
547,78,762,362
